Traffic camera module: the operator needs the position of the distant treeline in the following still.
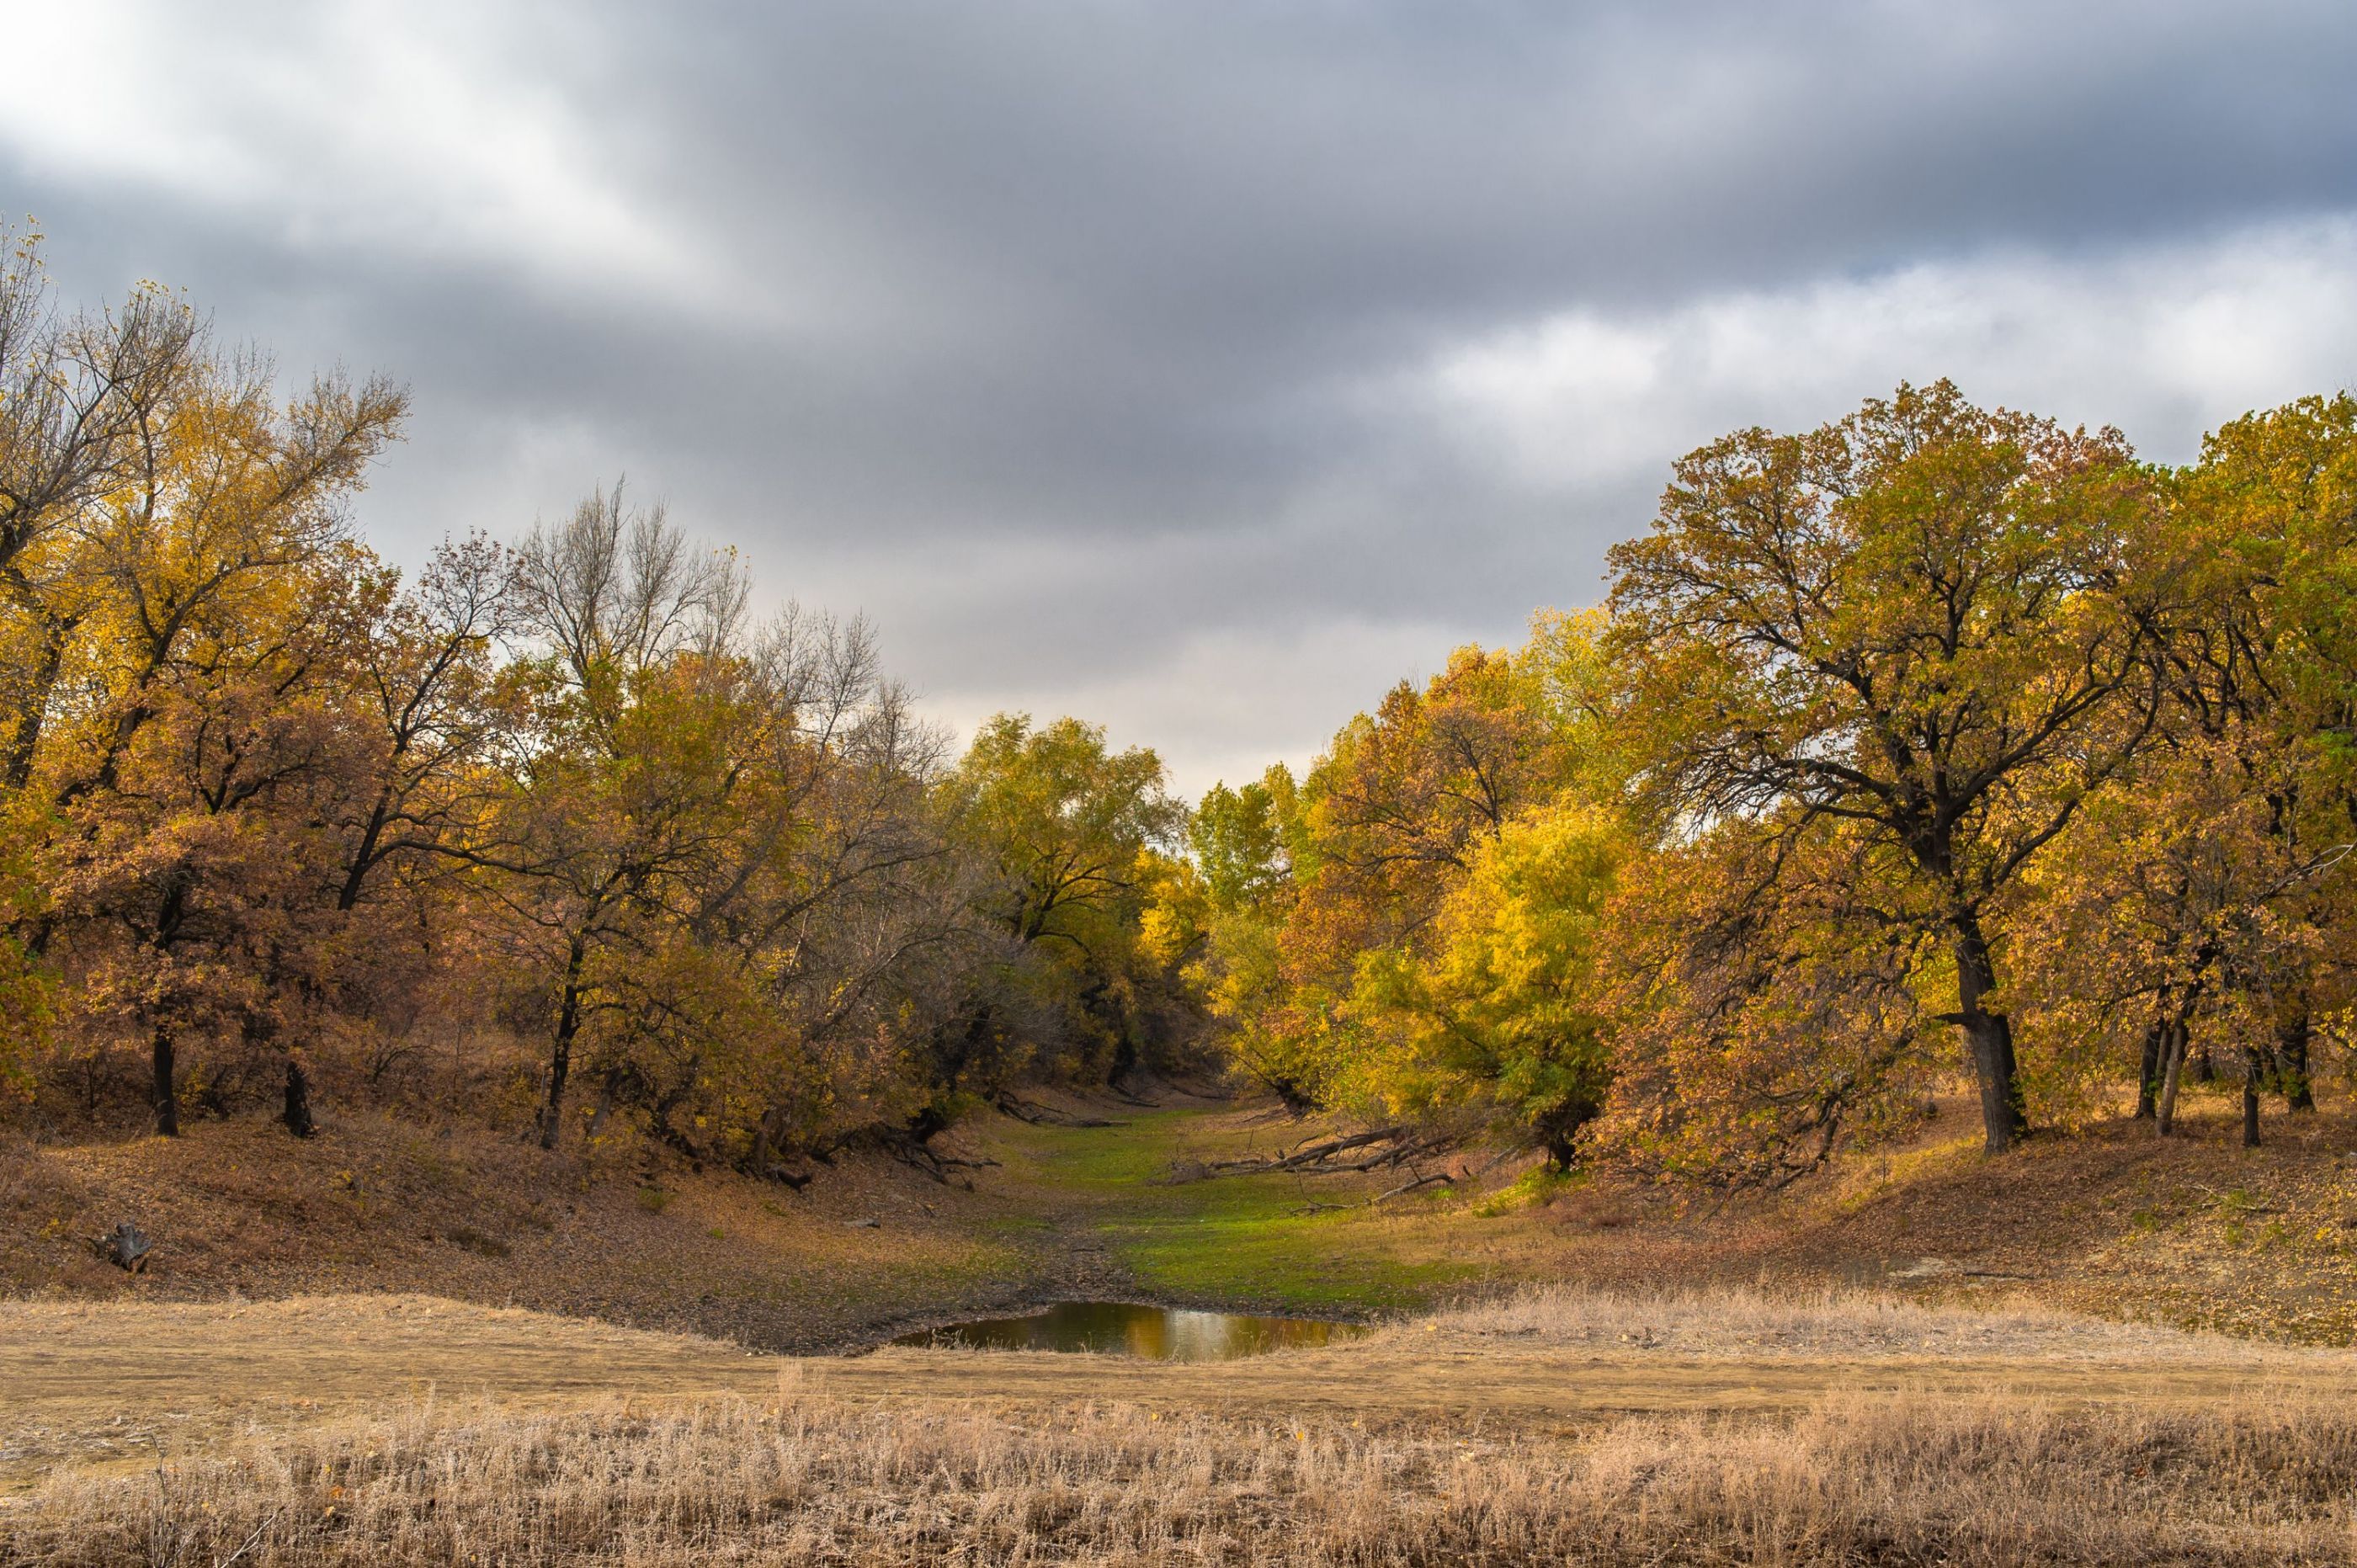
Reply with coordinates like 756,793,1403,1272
6,229,2354,1184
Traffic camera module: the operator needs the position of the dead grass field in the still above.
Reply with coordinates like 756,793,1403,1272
9,1287,2355,1525
15,1394,2357,1565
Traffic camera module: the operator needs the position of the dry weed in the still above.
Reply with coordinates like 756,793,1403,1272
1419,1282,2328,1363
8,1385,2356,1565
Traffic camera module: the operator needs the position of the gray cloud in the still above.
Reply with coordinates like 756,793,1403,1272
8,2,2357,789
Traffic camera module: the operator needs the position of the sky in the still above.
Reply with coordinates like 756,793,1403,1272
7,2,2357,794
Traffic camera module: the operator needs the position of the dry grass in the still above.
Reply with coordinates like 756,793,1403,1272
8,1385,2357,1565
0,1112,1032,1350
1418,1282,2326,1363
10,1285,2355,1561
18,1284,2344,1491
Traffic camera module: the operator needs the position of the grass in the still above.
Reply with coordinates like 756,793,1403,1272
12,1284,2355,1559
25,1082,2357,1559
21,1284,2333,1486
1424,1282,2319,1361
966,1094,2357,1337
22,1087,2357,1562
983,1108,1486,1310
19,1085,2357,1348
13,1385,2357,1565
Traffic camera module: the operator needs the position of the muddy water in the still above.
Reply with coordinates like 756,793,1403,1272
891,1300,1369,1361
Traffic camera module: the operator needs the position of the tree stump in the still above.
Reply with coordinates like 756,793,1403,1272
91,1222,152,1273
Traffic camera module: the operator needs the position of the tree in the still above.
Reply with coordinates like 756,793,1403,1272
2005,732,2327,1141
0,234,1209,1178
943,714,1185,1093
0,224,205,790
2157,396,2357,1121
1359,800,1625,1165
1987,396,2357,1145
1607,380,2163,1153
1173,767,1323,1108
1189,771,1294,914
329,533,511,915
1598,820,1941,1186
22,309,403,1134
51,539,407,1136
1184,613,1625,1138
486,486,750,1150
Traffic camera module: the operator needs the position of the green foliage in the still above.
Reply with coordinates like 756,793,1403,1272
1471,1164,1580,1217
942,714,1195,1091
1189,768,1294,914
993,1109,1479,1309
1359,801,1625,1161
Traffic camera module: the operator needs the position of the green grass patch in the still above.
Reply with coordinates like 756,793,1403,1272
1112,1202,1471,1310
983,1108,1482,1310
1473,1165,1577,1218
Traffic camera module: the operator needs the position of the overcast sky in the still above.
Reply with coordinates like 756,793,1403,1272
8,3,2357,792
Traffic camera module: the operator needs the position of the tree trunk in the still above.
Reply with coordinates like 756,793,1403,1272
537,935,589,1151
2279,1010,2316,1113
2155,1019,2190,1137
283,1056,316,1138
2242,1046,2262,1149
2194,1043,2216,1083
1,609,75,790
2134,1022,2163,1119
151,1021,178,1137
335,789,396,911
1952,917,2027,1152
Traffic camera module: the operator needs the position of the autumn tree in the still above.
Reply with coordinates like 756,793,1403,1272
941,714,1187,1098
2006,733,2327,1141
13,275,405,1134
53,551,377,1134
1356,800,1625,1164
1173,767,1322,1107
1179,613,1627,1153
588,608,966,1168
2157,396,2357,1119
482,486,751,1149
0,237,1190,1177
1607,381,2164,1155
0,225,205,791
2005,396,2357,1143
1598,820,1943,1185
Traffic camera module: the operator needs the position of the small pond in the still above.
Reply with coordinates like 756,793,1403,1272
891,1300,1369,1362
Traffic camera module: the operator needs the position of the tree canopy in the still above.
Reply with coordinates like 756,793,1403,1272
8,232,2355,1199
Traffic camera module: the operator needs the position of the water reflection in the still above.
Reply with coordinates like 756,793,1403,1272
892,1300,1366,1361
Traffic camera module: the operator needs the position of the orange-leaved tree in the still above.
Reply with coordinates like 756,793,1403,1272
1606,380,2165,1156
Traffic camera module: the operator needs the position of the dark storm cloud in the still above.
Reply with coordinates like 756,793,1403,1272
8,1,2357,785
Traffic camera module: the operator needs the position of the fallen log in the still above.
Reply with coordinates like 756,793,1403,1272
1204,1128,1407,1176
1205,1128,1460,1179
994,1095,1127,1129
1370,1171,1455,1204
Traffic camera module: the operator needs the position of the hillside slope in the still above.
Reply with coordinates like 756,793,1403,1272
0,1111,1040,1350
8,1089,2357,1348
